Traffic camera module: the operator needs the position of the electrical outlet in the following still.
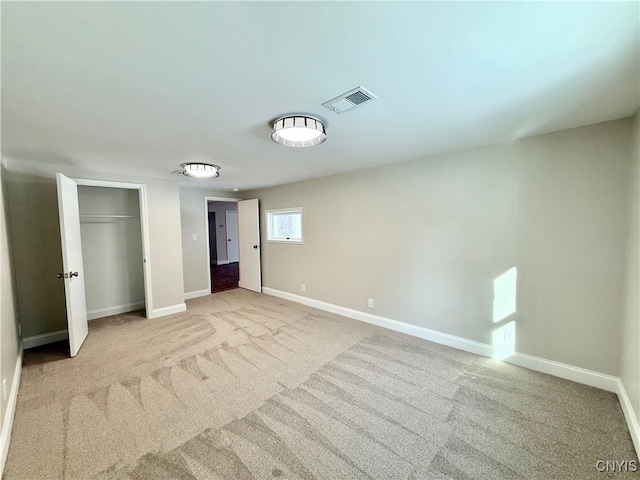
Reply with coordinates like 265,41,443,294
301,284,306,292
192,234,197,241
504,325,515,343
2,379,7,401
368,298,374,309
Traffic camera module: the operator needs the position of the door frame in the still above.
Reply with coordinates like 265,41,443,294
204,196,239,293
74,178,153,317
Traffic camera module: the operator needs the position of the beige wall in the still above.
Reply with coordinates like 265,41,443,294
179,188,239,295
0,159,20,449
5,160,185,338
621,110,640,427
249,119,632,375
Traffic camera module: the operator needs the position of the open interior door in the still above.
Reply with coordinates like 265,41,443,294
56,173,89,357
237,198,262,292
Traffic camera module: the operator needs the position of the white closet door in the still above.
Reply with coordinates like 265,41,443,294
56,173,88,357
237,199,261,292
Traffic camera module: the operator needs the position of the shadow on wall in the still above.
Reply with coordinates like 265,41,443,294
492,267,517,360
6,170,67,337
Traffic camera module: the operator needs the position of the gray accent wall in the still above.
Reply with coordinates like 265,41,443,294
248,118,633,376
4,161,185,338
621,110,640,427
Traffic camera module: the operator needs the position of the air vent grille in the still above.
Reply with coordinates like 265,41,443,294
344,90,371,105
322,86,377,114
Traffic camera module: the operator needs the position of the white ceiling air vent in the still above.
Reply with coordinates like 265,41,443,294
322,86,377,114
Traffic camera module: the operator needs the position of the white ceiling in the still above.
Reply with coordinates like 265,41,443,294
2,2,638,191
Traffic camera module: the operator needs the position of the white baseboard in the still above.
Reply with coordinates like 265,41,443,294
24,302,187,347
216,260,230,266
87,301,145,320
503,350,619,393
262,288,620,394
617,379,640,456
23,330,68,349
149,303,186,319
1,342,23,476
184,289,211,300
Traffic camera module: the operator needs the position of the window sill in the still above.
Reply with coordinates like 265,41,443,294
266,240,304,245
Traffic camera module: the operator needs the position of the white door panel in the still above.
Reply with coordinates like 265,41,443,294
238,199,261,292
56,173,89,357
226,211,239,263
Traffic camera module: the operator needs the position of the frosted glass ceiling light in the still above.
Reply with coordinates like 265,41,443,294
182,163,220,179
271,115,327,147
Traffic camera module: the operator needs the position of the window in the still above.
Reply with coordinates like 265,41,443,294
266,207,303,243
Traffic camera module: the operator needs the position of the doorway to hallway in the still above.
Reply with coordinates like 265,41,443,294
203,196,262,295
206,199,239,293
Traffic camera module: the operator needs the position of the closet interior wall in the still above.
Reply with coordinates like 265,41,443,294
78,186,145,319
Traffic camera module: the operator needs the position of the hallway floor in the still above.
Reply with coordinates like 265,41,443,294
211,262,239,293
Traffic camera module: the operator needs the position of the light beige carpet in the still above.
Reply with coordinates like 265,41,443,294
3,289,638,479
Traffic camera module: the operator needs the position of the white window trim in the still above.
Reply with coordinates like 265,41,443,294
265,207,304,244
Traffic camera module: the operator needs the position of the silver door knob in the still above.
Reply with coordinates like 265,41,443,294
57,273,67,279
69,272,79,277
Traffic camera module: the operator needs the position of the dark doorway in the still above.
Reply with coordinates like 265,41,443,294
207,201,240,293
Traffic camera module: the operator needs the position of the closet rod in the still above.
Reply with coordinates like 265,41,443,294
79,214,136,218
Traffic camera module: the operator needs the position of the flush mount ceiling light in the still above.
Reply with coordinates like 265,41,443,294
271,115,326,147
181,162,220,179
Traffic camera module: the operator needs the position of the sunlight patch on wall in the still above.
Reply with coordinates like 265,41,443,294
493,267,517,323
492,267,517,360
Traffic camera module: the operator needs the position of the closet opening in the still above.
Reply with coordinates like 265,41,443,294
78,185,147,319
